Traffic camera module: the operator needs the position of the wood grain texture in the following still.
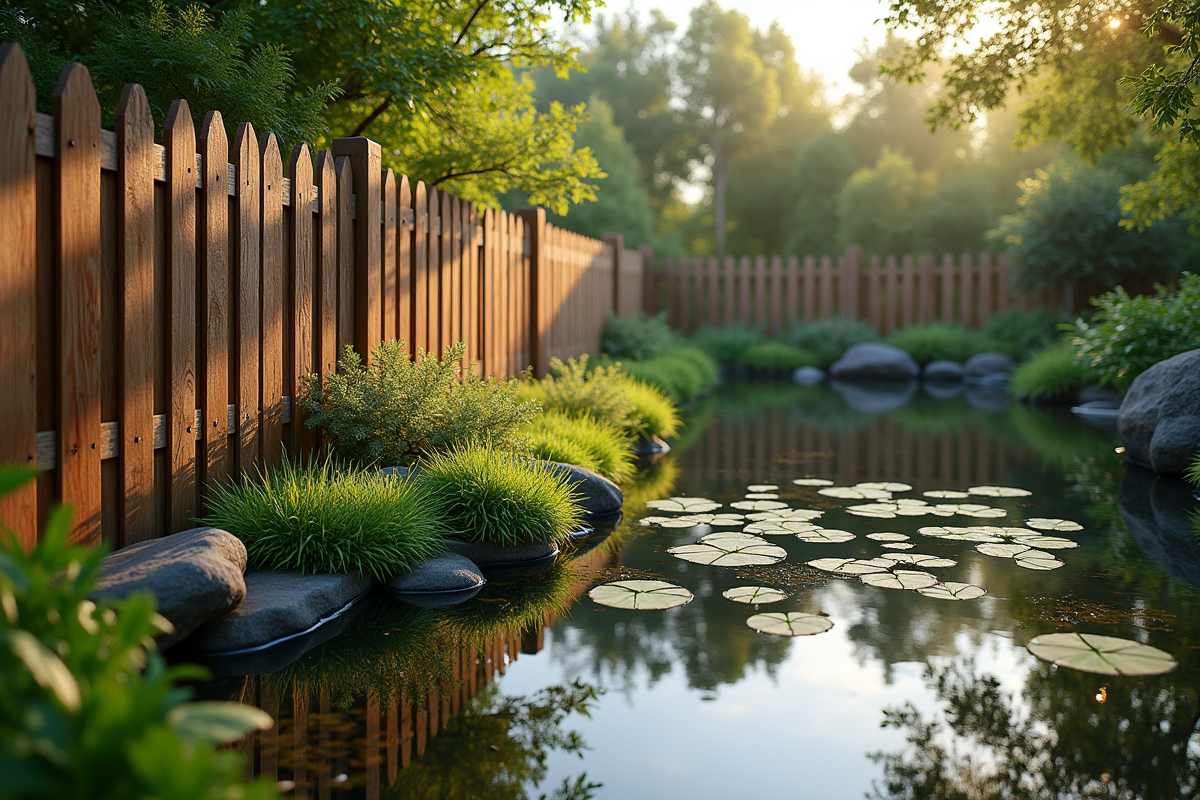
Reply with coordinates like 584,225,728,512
314,151,337,380
289,144,314,455
440,191,452,353
259,133,284,467
334,156,354,358
0,45,40,545
233,123,261,475
381,168,396,343
517,207,547,377
198,111,230,503
397,176,412,355
164,100,198,534
426,187,440,355
115,83,155,544
331,138,381,358
412,181,428,354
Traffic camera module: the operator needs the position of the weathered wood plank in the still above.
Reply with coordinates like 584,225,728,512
413,181,429,354
331,138,382,359
314,151,338,382
440,192,453,352
289,144,315,455
198,111,230,505
260,133,284,467
233,123,261,475
335,157,354,358
381,168,397,343
397,176,412,355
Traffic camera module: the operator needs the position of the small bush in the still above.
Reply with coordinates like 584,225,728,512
670,345,720,388
689,323,765,366
421,446,585,546
788,317,878,367
1072,272,1200,389
737,341,820,371
884,323,1012,365
535,355,640,434
602,311,674,361
985,307,1070,360
301,341,538,467
524,410,635,483
622,353,703,402
1010,340,1101,400
203,457,444,580
620,379,682,440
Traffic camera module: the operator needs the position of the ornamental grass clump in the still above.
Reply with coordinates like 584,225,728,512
523,410,635,482
1010,339,1100,400
620,379,681,440
421,446,584,547
203,457,444,581
536,355,640,433
300,340,538,466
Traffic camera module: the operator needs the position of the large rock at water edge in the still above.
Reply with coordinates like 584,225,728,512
90,527,247,650
963,352,1016,385
829,343,919,381
1119,466,1200,587
445,538,559,569
923,360,964,382
545,461,623,516
1117,348,1200,477
387,554,485,608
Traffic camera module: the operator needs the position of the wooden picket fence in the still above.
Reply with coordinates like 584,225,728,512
650,247,1058,335
0,44,646,549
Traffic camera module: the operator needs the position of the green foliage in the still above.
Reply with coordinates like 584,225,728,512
601,311,674,361
202,456,443,581
668,346,720,389
985,307,1071,360
1071,273,1200,389
783,132,857,256
737,341,819,371
421,446,584,546
885,323,1012,365
837,148,923,254
0,466,275,800
1010,340,1101,400
617,379,681,440
534,355,639,433
788,317,879,368
1186,453,1200,486
523,410,635,483
689,323,765,367
618,347,717,403
301,341,537,467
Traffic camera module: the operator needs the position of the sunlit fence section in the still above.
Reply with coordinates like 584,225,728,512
650,247,1058,335
0,44,645,548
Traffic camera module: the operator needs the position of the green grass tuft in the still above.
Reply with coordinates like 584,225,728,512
620,378,681,439
421,446,585,546
737,341,820,371
537,355,640,433
1185,453,1200,486
202,456,444,581
523,410,635,483
1010,339,1100,400
884,323,1012,365
619,347,717,403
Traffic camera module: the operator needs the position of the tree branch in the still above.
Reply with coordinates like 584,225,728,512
351,95,393,137
432,165,515,185
455,0,490,47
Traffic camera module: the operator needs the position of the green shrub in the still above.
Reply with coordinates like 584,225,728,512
689,323,765,366
619,379,682,440
985,307,1070,360
0,465,275,800
670,345,720,388
621,354,703,402
602,311,674,361
203,456,444,580
1010,340,1101,400
788,317,879,367
884,323,1012,365
534,355,640,433
301,341,538,467
421,446,584,546
523,410,635,483
737,341,820,371
1072,272,1200,389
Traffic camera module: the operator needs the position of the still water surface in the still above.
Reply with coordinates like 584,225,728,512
229,382,1200,799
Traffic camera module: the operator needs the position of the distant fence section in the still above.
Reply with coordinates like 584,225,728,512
649,246,1057,335
0,44,646,548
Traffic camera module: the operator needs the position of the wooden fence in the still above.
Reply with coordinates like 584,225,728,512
650,247,1058,335
0,45,646,549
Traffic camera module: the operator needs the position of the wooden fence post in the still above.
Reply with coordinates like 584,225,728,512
603,233,624,317
331,137,382,359
517,208,547,378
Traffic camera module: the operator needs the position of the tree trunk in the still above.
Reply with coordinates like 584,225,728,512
713,136,727,260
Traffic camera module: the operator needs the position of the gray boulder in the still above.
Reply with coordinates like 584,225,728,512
545,461,623,516
387,553,484,596
1119,466,1200,587
829,343,919,381
445,538,559,569
792,366,826,385
181,570,375,656
90,527,247,650
831,379,917,413
1117,348,1200,477
963,352,1016,383
634,436,672,456
923,360,964,382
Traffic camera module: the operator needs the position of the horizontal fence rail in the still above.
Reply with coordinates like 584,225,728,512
0,44,646,548
650,247,1057,335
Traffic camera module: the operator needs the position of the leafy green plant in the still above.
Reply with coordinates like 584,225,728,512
788,317,879,368
619,379,681,440
602,310,674,361
1010,340,1100,400
523,410,635,483
884,323,1012,365
670,346,720,388
202,456,444,581
301,341,538,467
421,446,584,546
617,347,717,403
1187,453,1200,486
1072,273,1200,389
531,355,639,433
689,323,765,367
985,307,1071,361
737,341,820,371
0,465,275,800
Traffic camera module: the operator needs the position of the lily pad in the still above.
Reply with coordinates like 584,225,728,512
918,582,987,600
730,499,789,511
846,505,897,518
860,570,938,590
722,585,788,604
856,481,913,492
866,532,910,542
699,531,771,546
819,487,893,500
923,489,970,499
807,557,891,575
744,492,780,500
968,485,1032,498
953,504,1008,519
881,553,957,568
746,509,824,522
1026,632,1177,676
919,526,1004,543
668,537,787,567
792,478,834,487
976,542,1031,558
1014,549,1064,570
589,580,694,610
882,542,915,550
645,497,722,513
1025,517,1083,532
638,515,713,529
746,612,833,637
744,519,822,536
1007,534,1078,550
747,484,779,492
795,529,856,544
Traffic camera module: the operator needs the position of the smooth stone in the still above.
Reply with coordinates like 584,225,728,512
831,378,917,413
386,553,484,595
180,570,376,656
634,436,672,456
90,527,247,651
545,460,623,515
1119,466,1200,587
923,360,964,382
1076,383,1123,405
1118,349,1200,477
445,538,559,569
829,343,920,381
923,380,963,400
792,365,826,385
963,352,1016,382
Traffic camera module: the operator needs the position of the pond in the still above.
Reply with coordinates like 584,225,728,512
210,381,1200,800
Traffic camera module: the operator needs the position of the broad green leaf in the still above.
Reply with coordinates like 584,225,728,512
866,532,909,542
168,701,273,744
722,585,788,604
1014,549,1064,570
976,542,1031,558
861,570,938,590
968,485,1032,497
747,484,779,492
744,492,780,500
819,487,892,500
747,611,833,636
795,529,855,543
923,489,970,499
881,553,957,568
792,478,834,486
744,519,822,536
918,582,987,600
807,557,891,575
589,580,694,610
730,499,788,511
856,481,913,492
645,497,722,513
0,465,37,498
3,630,80,711
1024,517,1083,532
1026,633,1177,676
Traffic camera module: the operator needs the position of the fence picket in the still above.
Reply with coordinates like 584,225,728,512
289,144,315,456
199,111,230,499
397,176,412,354
234,124,261,476
259,133,284,468
315,151,338,380
381,169,397,343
